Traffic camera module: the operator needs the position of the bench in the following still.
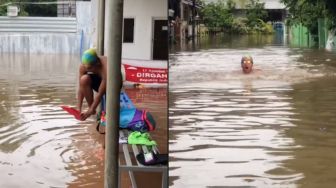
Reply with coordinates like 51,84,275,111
118,130,168,188
97,92,167,188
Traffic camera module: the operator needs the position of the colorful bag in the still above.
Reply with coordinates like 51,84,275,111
96,91,156,133
125,109,156,132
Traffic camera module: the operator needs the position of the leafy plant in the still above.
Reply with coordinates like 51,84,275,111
281,0,336,31
232,17,249,34
246,0,268,28
201,0,234,31
200,0,271,34
0,0,57,17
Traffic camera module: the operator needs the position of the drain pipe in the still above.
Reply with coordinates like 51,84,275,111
97,0,105,55
79,29,84,57
192,0,196,43
104,0,123,187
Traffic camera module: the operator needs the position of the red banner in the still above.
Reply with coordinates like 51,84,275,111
123,64,167,84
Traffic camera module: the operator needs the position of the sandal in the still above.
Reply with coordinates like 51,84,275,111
136,152,168,166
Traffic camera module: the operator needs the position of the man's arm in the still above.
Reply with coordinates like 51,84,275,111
80,74,106,121
77,65,86,112
89,77,106,113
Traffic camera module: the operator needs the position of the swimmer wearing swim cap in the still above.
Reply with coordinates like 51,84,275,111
77,48,108,121
241,55,253,74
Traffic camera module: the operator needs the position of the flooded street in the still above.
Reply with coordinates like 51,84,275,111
169,35,336,187
0,53,167,188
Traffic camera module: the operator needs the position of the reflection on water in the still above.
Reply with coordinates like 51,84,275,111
0,53,167,188
170,34,286,53
286,78,336,188
169,34,336,187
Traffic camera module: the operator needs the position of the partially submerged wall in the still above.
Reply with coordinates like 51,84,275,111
0,2,91,55
0,16,79,54
326,29,336,51
0,33,80,54
289,23,316,48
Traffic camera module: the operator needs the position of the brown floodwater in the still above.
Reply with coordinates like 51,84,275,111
0,53,167,188
169,34,336,187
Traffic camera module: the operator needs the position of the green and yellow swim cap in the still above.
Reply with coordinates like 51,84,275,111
81,48,98,65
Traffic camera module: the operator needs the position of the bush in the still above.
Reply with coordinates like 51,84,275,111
232,17,249,34
231,18,274,34
201,0,234,32
258,19,274,34
200,0,273,34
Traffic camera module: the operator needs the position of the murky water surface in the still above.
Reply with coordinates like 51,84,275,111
0,53,167,187
169,35,336,187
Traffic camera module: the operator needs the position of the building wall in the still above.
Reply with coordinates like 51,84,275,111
221,0,285,9
91,0,167,60
0,17,79,54
76,1,94,54
121,0,167,60
0,33,79,54
0,2,92,54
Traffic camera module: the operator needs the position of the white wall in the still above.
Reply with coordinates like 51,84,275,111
0,17,79,54
326,29,336,51
121,0,167,60
0,2,92,54
90,0,167,60
76,1,94,53
0,34,79,54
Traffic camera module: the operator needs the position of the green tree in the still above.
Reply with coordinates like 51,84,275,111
199,0,272,34
245,0,268,28
281,0,336,31
201,0,234,31
24,0,57,17
0,0,57,17
227,0,236,11
0,0,28,16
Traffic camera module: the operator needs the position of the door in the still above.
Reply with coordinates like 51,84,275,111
153,20,168,60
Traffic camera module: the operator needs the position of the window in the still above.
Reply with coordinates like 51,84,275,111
123,18,134,43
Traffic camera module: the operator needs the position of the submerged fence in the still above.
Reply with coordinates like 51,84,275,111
289,23,316,48
289,18,336,50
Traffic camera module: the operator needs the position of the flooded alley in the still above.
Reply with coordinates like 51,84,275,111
169,34,336,187
0,53,167,188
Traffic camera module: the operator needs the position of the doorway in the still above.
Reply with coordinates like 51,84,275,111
153,20,168,60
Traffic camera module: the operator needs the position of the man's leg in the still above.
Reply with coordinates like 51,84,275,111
79,74,94,107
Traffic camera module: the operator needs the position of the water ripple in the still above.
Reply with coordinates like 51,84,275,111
169,45,316,186
0,53,105,188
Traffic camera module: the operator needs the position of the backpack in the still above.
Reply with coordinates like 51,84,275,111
96,91,156,134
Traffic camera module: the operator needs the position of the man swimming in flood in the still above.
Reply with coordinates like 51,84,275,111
77,48,107,121
241,55,253,74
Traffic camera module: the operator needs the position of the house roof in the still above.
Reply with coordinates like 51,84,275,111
182,0,202,8
204,0,286,10
262,0,286,9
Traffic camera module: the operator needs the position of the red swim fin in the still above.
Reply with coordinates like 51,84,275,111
61,105,81,120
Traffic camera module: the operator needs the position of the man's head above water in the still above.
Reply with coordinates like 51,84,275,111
81,48,100,72
241,55,253,74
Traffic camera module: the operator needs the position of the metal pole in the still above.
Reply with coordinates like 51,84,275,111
104,0,123,187
192,0,196,43
180,0,184,43
97,0,105,55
